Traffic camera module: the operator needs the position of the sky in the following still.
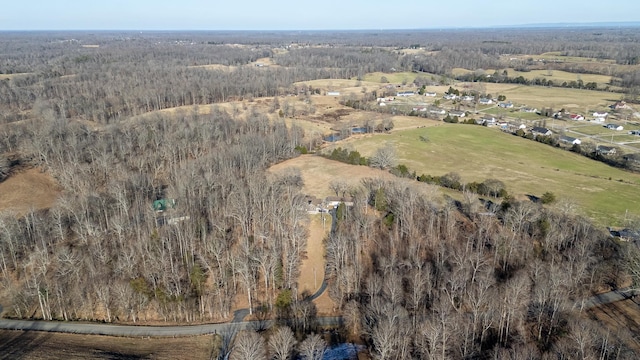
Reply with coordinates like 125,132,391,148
2,0,640,31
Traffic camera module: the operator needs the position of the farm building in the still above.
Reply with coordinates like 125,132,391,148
604,124,624,131
559,135,581,145
610,101,629,110
424,92,437,97
397,91,415,97
596,145,617,156
531,127,552,137
153,198,176,212
325,196,354,208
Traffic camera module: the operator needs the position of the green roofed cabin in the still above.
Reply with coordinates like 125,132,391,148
153,199,176,212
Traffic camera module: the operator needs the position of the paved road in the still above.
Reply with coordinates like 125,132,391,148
582,288,637,309
0,316,343,337
0,287,633,337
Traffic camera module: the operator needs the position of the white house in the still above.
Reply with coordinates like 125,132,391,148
443,93,458,100
559,135,581,145
498,102,514,108
429,108,446,115
461,95,474,101
424,92,437,97
593,111,609,118
413,106,428,112
479,98,493,105
569,114,585,121
397,91,415,97
449,110,466,118
605,124,624,131
327,91,340,96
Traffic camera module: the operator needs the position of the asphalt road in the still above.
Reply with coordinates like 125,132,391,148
0,288,633,337
0,276,338,337
0,316,343,337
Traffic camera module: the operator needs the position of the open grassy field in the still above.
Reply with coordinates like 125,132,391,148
293,78,380,90
496,85,618,110
357,71,438,84
331,124,640,225
453,67,614,87
0,169,61,215
508,69,614,87
0,330,216,360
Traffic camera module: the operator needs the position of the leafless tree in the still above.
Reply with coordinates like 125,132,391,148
298,333,326,360
268,326,297,360
230,330,267,360
368,144,397,169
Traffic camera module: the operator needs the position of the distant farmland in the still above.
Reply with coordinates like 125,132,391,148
331,124,640,225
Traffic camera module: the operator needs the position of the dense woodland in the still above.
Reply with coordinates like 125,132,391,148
1,29,640,359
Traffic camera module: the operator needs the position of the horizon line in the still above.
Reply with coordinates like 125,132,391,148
1,21,640,33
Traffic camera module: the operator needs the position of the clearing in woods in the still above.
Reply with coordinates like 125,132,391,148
0,168,61,214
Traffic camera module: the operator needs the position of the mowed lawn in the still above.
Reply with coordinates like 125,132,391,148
335,124,640,225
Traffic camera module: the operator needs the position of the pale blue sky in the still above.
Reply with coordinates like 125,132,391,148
2,0,639,30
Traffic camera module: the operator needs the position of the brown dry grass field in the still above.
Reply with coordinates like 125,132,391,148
0,73,32,81
0,169,61,215
0,329,216,359
587,299,640,352
269,155,396,199
451,67,615,87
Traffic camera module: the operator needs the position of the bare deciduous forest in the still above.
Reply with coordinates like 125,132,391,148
1,28,640,359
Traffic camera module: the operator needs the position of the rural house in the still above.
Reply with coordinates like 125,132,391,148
531,127,552,137
479,98,493,105
424,92,437,97
397,91,415,97
569,114,585,121
596,145,617,156
448,110,466,118
559,135,581,145
498,102,513,108
605,124,624,131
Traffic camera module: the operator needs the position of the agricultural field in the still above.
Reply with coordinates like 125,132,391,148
453,67,615,88
331,124,640,225
356,71,439,84
0,330,216,360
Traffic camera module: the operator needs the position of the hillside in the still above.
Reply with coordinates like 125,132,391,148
332,124,640,225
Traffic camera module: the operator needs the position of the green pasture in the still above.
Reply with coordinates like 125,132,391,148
566,125,612,136
498,86,619,110
333,124,640,225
